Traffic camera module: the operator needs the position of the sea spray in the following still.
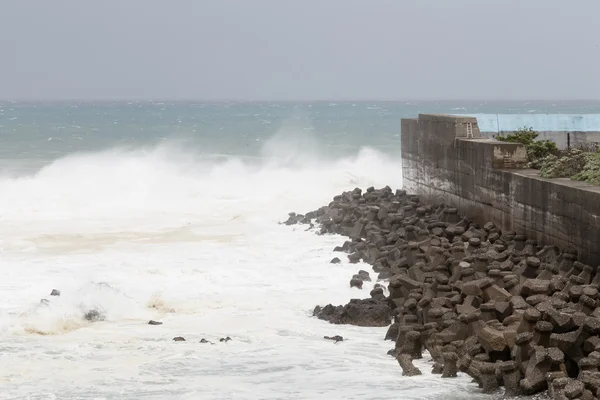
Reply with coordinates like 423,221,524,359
0,138,485,399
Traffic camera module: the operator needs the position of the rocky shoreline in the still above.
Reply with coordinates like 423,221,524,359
285,186,600,399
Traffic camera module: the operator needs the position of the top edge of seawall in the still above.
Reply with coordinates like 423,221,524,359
504,168,600,194
413,113,478,122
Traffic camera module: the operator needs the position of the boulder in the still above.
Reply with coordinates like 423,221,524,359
313,298,392,327
286,186,600,398
350,277,363,289
83,309,105,322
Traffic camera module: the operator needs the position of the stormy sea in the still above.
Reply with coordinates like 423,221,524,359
2,100,599,399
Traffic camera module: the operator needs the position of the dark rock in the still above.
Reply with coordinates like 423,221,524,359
283,212,304,225
83,309,105,322
475,322,508,353
313,298,392,327
385,322,399,341
330,257,341,264
396,331,423,376
50,289,60,296
173,336,186,341
358,270,372,281
370,287,386,301
220,336,232,342
441,351,459,378
148,320,163,325
286,186,600,397
350,277,363,289
564,380,585,398
324,335,344,343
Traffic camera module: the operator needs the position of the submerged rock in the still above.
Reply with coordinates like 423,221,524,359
83,309,105,322
324,335,344,343
148,320,163,325
350,277,363,289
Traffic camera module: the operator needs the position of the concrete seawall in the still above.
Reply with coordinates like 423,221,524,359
401,114,600,265
456,113,600,149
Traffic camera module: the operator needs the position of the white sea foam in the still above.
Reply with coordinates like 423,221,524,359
0,135,490,399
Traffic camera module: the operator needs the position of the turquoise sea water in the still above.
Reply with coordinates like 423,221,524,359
3,100,600,169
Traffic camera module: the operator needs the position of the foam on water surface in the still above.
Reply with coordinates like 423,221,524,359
0,137,494,399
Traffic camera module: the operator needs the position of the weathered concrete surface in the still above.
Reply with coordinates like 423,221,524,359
480,130,600,151
401,114,600,265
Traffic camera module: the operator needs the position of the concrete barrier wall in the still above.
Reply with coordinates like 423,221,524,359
457,113,600,150
401,114,600,265
480,130,600,150
461,113,600,133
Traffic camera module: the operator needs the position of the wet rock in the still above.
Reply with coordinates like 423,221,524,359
499,361,522,396
324,335,344,343
173,336,186,341
350,277,363,289
358,270,372,281
220,337,232,342
313,298,392,327
479,362,499,393
287,186,600,398
385,323,399,341
397,353,422,376
200,338,213,344
148,320,163,325
283,212,304,225
521,279,551,297
83,309,105,322
50,289,60,296
330,257,341,264
370,287,386,301
441,351,459,378
475,322,508,353
462,278,493,297
564,379,585,398
396,331,422,376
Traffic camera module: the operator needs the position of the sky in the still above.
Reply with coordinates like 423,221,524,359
1,0,599,101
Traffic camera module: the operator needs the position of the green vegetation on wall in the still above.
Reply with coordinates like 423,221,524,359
539,149,587,178
497,126,600,186
496,127,558,169
572,152,600,186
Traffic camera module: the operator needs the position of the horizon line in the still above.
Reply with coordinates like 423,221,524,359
2,98,600,103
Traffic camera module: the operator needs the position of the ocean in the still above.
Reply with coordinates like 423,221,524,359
1,101,599,400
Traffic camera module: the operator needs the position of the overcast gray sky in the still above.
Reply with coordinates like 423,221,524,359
1,0,599,101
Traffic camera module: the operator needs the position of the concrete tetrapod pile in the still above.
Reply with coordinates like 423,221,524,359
285,186,600,399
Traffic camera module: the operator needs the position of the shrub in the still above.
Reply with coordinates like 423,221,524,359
539,149,587,178
572,152,600,185
496,126,558,168
496,126,538,145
